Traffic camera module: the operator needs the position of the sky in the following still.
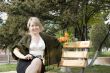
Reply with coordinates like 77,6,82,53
0,12,8,24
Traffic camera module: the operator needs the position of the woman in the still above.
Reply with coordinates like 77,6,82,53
12,17,62,73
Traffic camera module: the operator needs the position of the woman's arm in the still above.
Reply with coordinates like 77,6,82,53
13,48,32,60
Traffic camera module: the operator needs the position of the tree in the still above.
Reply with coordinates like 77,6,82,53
0,0,110,65
0,0,109,39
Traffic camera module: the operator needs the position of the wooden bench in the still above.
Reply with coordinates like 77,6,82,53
60,41,90,73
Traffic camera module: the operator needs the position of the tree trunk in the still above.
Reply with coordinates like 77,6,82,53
88,49,99,66
7,49,10,64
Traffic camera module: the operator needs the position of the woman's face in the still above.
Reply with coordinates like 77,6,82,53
28,22,40,34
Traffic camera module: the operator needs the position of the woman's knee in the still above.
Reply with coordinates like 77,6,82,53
25,58,42,73
32,58,42,65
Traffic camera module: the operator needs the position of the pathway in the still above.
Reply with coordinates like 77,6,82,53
0,71,16,73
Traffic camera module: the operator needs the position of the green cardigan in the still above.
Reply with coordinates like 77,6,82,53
12,32,62,66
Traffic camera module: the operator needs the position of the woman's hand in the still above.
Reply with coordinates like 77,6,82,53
24,54,33,60
13,48,33,60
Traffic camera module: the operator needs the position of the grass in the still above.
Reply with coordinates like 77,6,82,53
88,51,110,58
84,65,110,73
99,51,110,57
46,65,110,73
0,64,16,72
0,64,110,73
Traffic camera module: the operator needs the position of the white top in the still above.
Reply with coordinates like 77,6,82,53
29,36,45,59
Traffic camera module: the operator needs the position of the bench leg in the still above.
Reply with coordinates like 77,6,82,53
60,67,72,73
80,68,85,73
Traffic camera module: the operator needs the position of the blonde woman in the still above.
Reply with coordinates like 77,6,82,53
12,17,62,73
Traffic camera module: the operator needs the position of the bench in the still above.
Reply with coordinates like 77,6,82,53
60,41,90,73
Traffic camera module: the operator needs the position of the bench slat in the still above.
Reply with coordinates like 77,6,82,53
62,51,88,58
60,41,90,68
60,59,87,67
64,41,90,48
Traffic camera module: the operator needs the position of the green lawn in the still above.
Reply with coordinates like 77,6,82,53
0,64,16,72
89,51,110,58
84,65,110,73
1,64,109,73
99,51,110,57
47,65,110,73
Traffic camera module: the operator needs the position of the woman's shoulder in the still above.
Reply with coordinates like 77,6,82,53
39,32,61,47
